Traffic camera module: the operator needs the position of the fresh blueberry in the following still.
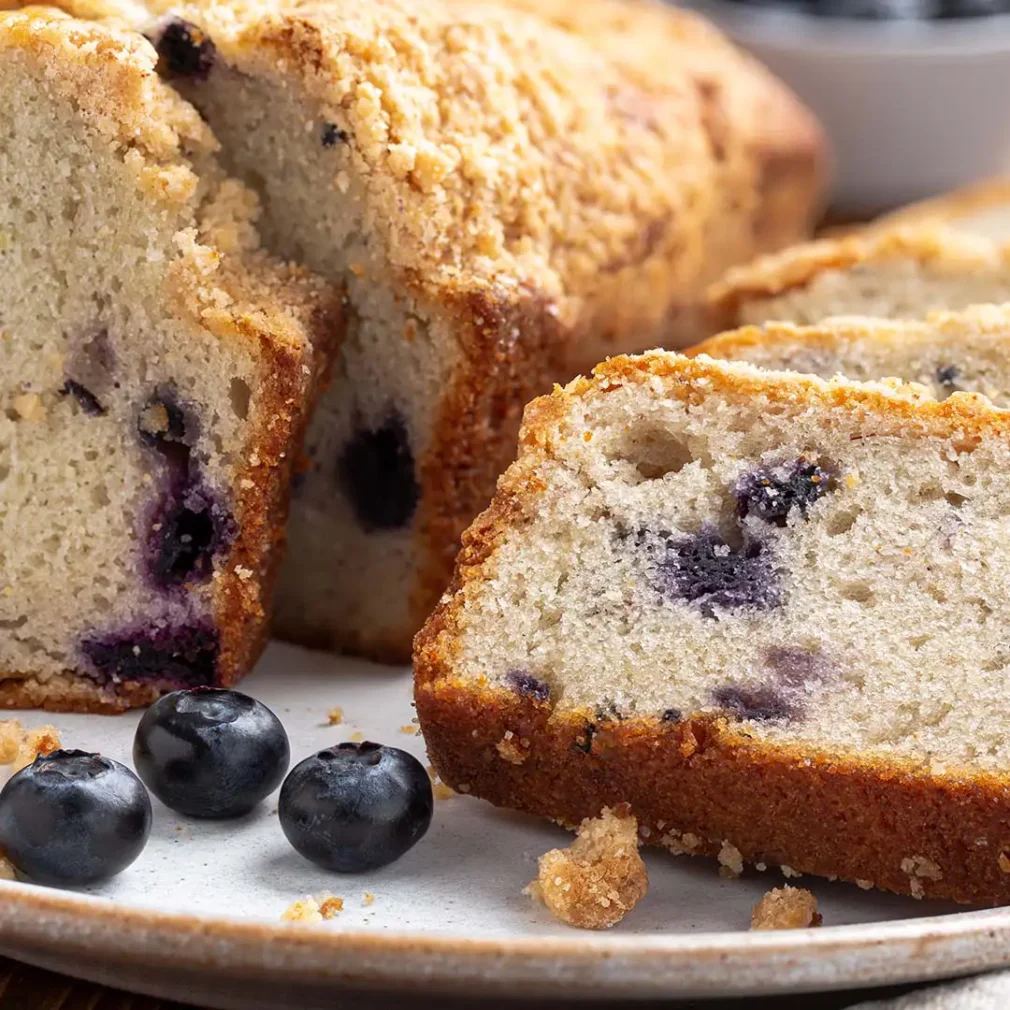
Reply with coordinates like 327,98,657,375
152,19,216,79
60,380,105,417
735,459,833,527
644,524,781,617
338,411,420,532
133,688,289,818
0,750,151,886
81,622,219,687
279,742,433,872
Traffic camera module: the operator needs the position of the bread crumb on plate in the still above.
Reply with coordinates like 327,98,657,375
750,886,822,930
0,720,60,774
525,805,647,930
326,707,344,726
281,893,344,923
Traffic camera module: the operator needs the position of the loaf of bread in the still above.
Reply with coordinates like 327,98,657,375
0,8,340,711
133,0,826,662
708,227,1010,335
877,178,1010,242
416,349,1010,904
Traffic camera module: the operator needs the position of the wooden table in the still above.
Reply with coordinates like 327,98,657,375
0,955,938,1009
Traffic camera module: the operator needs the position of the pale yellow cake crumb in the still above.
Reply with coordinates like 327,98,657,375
0,720,61,773
427,764,455,799
363,892,375,907
0,855,16,881
281,894,343,922
525,805,648,930
281,897,323,923
349,731,363,742
399,724,419,735
326,707,344,725
750,886,822,930
717,840,744,879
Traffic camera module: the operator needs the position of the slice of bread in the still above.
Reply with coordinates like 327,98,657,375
692,305,1010,408
416,350,1010,904
707,227,1010,335
128,0,825,663
878,178,1010,243
0,8,341,711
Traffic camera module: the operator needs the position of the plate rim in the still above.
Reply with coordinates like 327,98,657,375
2,879,1010,998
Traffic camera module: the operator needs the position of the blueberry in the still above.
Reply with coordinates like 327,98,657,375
645,524,781,617
507,670,550,703
138,388,195,477
0,750,151,886
712,684,796,722
321,123,348,148
661,707,682,722
147,481,235,589
279,742,433,872
152,19,216,79
133,688,289,818
81,622,219,688
60,380,105,417
338,411,420,532
735,459,833,527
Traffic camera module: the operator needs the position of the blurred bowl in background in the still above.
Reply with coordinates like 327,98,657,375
688,0,1010,213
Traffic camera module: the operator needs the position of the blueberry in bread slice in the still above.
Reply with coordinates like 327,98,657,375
134,0,825,663
416,351,1010,904
0,8,340,711
694,305,1010,407
708,227,1010,335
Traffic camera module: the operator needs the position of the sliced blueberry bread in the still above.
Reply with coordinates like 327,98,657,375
707,227,1010,336
693,305,1010,408
0,8,340,711
416,351,1010,904
129,0,826,662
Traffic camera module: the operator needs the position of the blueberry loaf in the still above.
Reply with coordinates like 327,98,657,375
130,0,826,662
416,352,1010,904
0,9,340,711
707,227,1010,335
694,305,1010,408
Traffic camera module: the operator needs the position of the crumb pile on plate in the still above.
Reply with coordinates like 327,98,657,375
525,805,647,930
750,886,820,931
416,350,1010,905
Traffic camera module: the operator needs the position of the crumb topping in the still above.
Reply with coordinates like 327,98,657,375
750,886,821,930
525,805,648,930
326,706,344,725
717,840,744,879
281,893,343,922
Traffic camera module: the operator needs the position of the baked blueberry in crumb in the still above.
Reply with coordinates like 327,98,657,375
661,708,682,723
60,380,105,417
645,524,781,617
81,622,219,687
765,646,828,688
0,750,151,886
148,481,235,588
338,411,420,531
321,123,349,147
507,670,550,702
936,364,962,394
735,459,833,527
152,19,216,80
713,684,796,722
134,689,289,818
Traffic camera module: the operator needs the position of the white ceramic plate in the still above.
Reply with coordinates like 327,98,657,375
1,642,1009,1009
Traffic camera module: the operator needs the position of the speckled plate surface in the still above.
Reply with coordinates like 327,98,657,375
0,641,1008,1009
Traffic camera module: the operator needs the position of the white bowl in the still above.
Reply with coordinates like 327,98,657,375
689,0,1010,211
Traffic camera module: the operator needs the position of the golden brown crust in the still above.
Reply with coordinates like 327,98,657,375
705,226,1008,332
415,351,1010,905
